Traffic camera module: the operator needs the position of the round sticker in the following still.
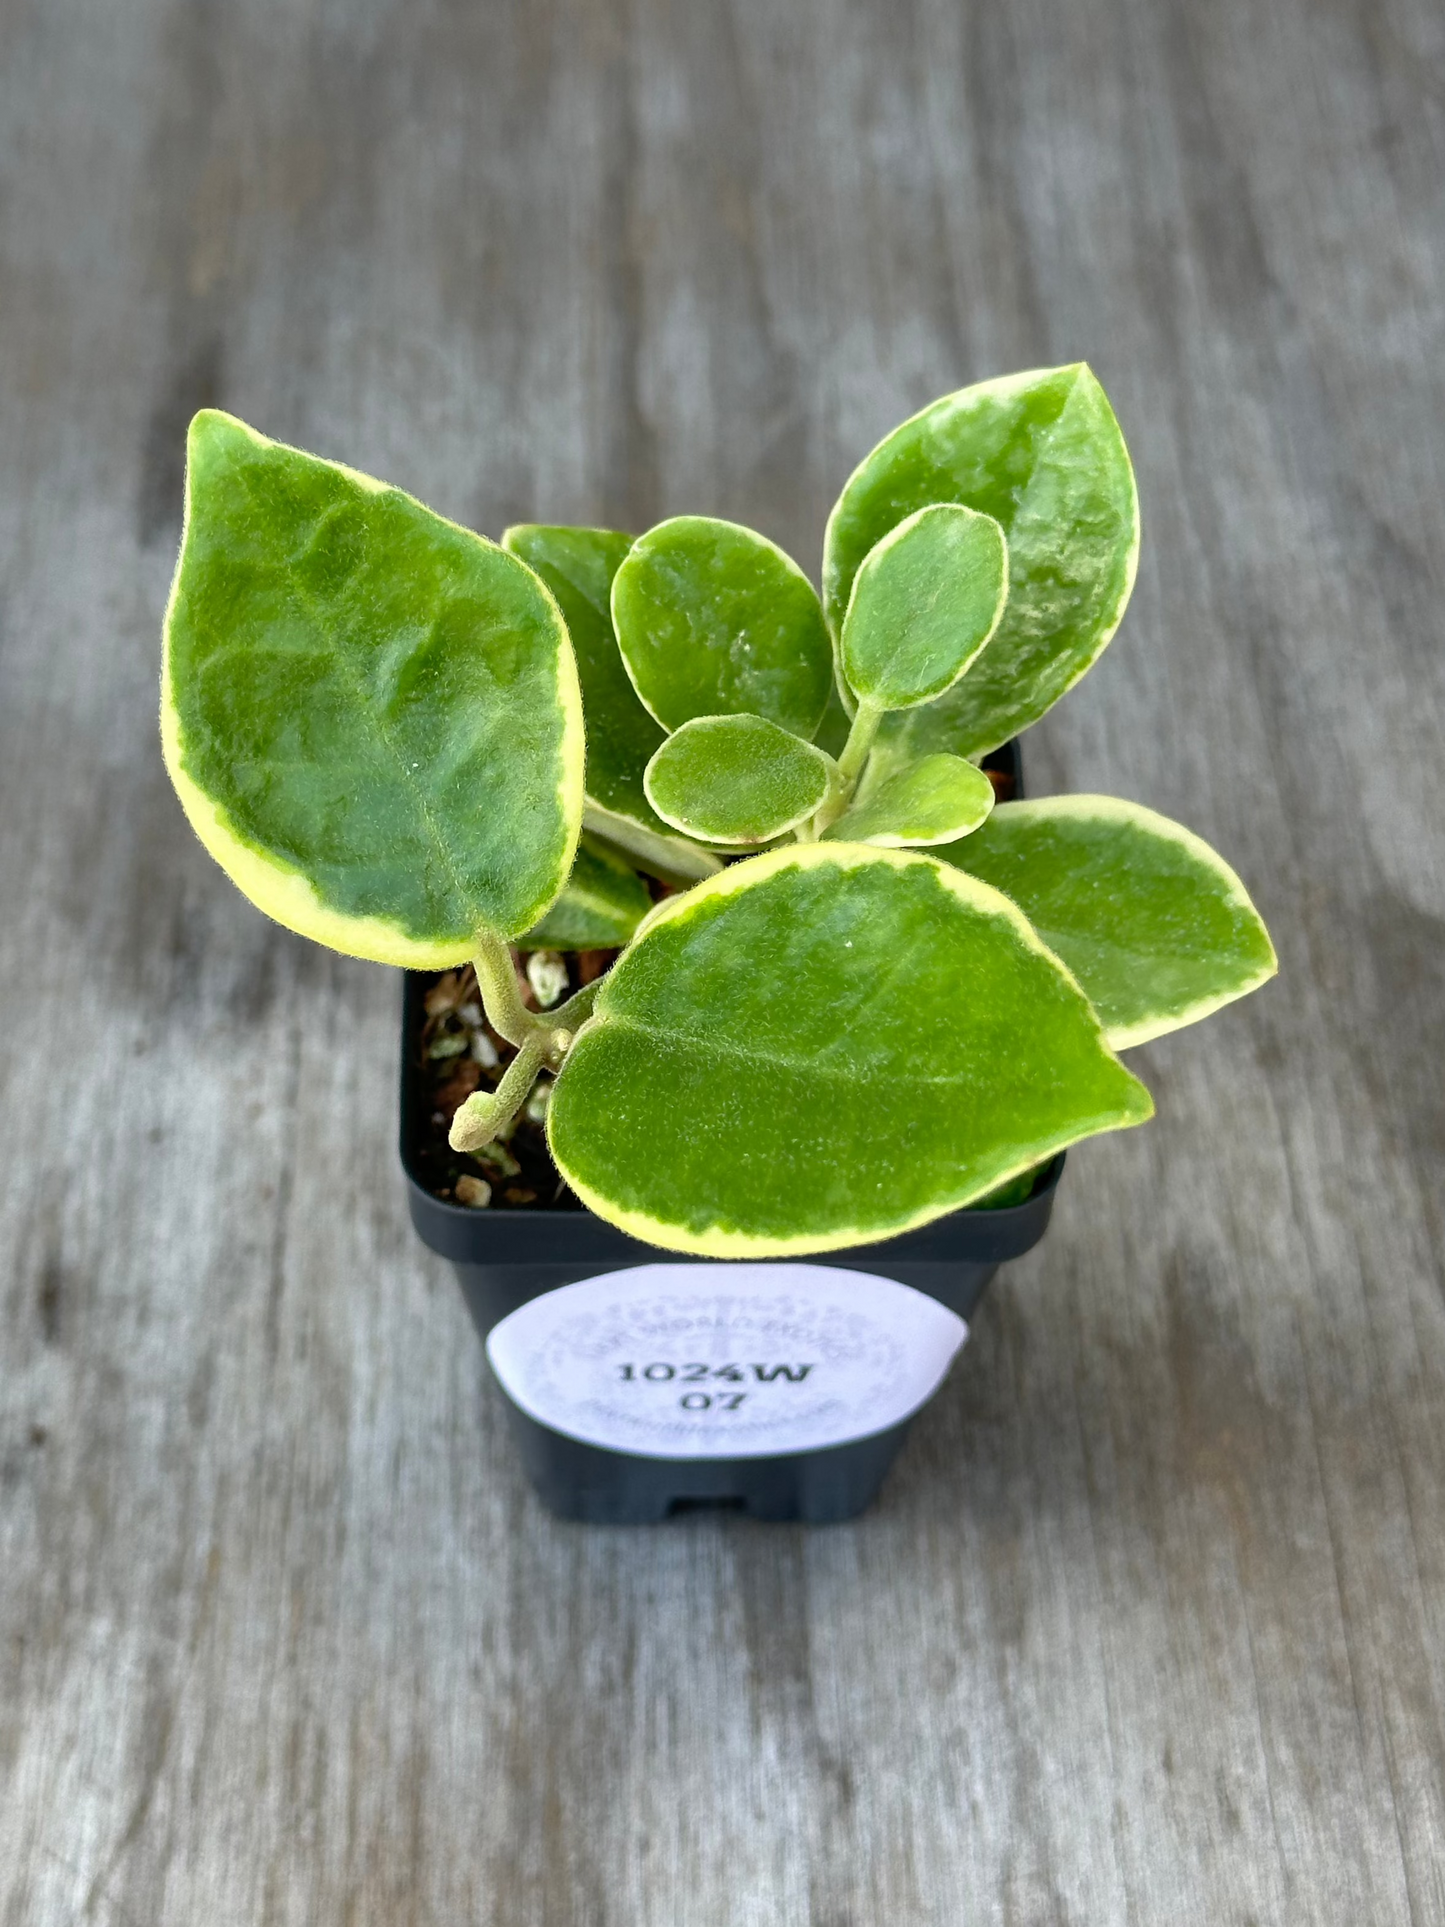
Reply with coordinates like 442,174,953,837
485,1263,967,1459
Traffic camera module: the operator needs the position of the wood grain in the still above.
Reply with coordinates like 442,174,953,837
2,0,1443,1919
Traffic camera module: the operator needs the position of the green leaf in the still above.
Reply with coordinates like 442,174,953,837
814,679,854,759
499,525,719,885
547,845,1152,1256
162,412,583,965
518,833,652,950
497,527,669,830
644,714,834,846
580,806,723,886
611,516,833,739
967,1163,1050,1210
840,503,1008,711
824,364,1138,760
823,753,995,847
941,797,1278,1048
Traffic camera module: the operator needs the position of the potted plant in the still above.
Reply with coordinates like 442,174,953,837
160,364,1275,1523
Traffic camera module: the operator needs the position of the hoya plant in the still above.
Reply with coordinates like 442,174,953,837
161,365,1275,1257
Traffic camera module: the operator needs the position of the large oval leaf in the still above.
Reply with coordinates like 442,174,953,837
611,516,833,738
644,714,833,845
547,845,1152,1255
163,412,583,964
823,753,995,847
518,833,652,950
823,365,1138,760
840,503,1008,710
941,797,1278,1048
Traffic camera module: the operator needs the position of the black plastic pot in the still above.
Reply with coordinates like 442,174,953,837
403,1149,1062,1523
400,741,1065,1525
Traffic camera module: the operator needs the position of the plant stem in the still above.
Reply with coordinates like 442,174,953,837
470,928,544,1049
448,1032,549,1154
471,928,597,1068
837,696,883,785
810,697,883,836
451,950,602,1155
549,977,602,1036
581,806,722,884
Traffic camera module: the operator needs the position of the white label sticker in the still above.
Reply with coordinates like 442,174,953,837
485,1264,967,1460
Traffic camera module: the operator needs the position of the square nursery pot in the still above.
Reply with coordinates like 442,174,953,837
401,742,1065,1526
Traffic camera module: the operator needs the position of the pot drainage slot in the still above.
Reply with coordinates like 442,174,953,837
667,1496,747,1517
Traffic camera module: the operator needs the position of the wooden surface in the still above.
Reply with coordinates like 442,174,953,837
2,0,1443,1919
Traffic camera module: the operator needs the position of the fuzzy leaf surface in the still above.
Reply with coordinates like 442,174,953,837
162,413,583,963
644,715,833,845
814,680,854,757
824,365,1138,760
547,845,1152,1255
941,797,1278,1047
518,833,652,950
502,526,720,883
500,526,674,842
841,504,1008,710
612,516,833,738
824,753,995,847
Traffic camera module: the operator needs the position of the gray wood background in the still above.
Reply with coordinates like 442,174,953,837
2,0,1443,1919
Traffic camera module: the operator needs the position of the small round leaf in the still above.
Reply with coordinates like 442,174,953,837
824,753,995,847
612,516,833,738
824,364,1138,759
841,504,1007,710
644,715,834,846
